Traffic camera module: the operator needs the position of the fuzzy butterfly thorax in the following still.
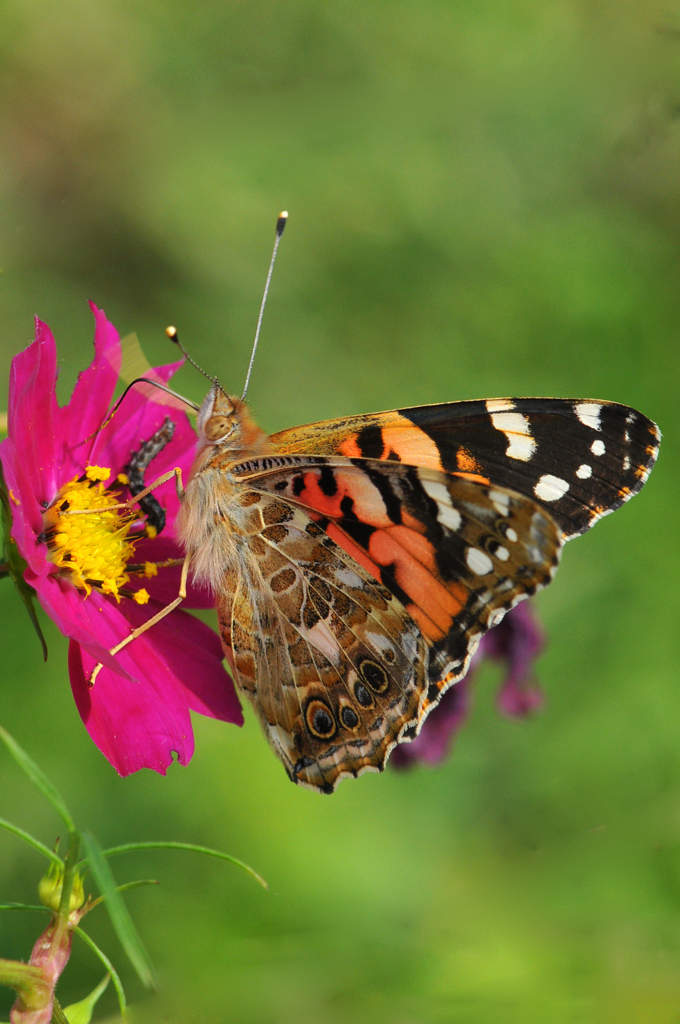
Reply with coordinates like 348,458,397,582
176,391,660,793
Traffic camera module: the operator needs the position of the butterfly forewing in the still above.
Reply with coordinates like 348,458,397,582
269,398,660,539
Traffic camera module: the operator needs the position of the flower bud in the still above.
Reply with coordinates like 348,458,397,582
38,862,85,914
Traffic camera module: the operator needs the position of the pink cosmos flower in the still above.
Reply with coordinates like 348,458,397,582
391,601,545,768
0,303,242,776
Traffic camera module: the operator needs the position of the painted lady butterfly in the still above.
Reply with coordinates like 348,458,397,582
174,387,659,793
99,218,659,792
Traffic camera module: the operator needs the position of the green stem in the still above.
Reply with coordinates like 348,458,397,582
57,830,80,930
0,959,50,1008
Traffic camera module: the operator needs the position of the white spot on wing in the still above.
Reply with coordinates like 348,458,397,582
334,566,363,588
489,411,537,462
591,439,605,456
366,632,396,656
534,474,570,502
439,506,462,531
304,619,342,665
623,455,630,471
495,546,509,561
486,399,515,413
466,547,493,575
575,402,602,430
506,527,518,542
576,464,592,479
421,477,461,531
489,489,511,515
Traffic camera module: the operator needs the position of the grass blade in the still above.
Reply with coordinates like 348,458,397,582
0,817,63,865
96,841,268,889
73,928,126,1017
87,879,159,912
0,728,74,830
0,903,48,913
81,831,155,990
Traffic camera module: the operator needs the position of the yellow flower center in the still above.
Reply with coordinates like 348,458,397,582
42,466,148,603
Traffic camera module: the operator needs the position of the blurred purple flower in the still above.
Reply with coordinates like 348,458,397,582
0,304,242,776
391,601,545,768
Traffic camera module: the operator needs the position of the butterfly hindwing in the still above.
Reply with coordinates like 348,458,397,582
221,490,428,792
269,398,660,539
223,455,561,790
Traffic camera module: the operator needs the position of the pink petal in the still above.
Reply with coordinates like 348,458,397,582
69,639,194,776
117,598,242,722
31,574,135,679
7,319,59,503
0,437,48,577
55,304,122,481
129,535,215,608
69,599,241,776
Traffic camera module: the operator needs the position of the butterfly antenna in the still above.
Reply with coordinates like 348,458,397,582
77,378,200,448
166,326,222,390
242,211,288,401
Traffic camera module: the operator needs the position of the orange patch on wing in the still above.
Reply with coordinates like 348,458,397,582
337,434,364,458
407,604,445,642
379,423,443,470
336,413,444,471
368,530,461,634
456,446,483,474
325,523,384,582
384,524,437,571
451,471,491,485
290,469,395,529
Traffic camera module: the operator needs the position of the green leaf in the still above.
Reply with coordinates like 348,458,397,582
51,997,70,1024
80,831,155,990
96,841,268,889
0,728,74,831
73,929,126,1017
0,463,47,660
0,903,47,913
0,817,64,865
87,879,159,911
62,974,110,1024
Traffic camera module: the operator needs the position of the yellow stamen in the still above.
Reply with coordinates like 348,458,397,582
85,465,112,483
145,524,158,539
133,589,150,605
117,472,130,485
143,562,158,578
43,467,140,601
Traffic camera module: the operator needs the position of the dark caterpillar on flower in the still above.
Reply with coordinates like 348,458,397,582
124,417,175,536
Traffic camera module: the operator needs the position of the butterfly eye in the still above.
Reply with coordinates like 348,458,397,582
205,415,232,441
306,699,336,738
359,658,389,694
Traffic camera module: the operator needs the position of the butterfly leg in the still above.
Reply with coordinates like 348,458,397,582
89,551,191,686
64,467,185,518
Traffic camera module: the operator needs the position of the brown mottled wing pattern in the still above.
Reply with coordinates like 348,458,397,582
225,456,562,792
222,492,427,793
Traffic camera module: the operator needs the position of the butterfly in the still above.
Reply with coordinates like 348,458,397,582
171,387,660,793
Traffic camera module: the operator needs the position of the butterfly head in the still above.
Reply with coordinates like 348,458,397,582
196,384,268,457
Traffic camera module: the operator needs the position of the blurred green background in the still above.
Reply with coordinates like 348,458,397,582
0,1,679,1021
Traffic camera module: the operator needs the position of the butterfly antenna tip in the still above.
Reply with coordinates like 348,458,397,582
242,210,289,399
166,325,221,390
